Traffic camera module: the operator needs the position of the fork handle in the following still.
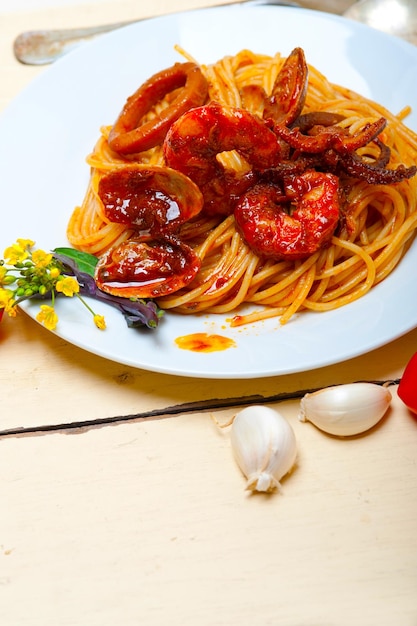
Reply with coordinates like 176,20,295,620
13,1,301,65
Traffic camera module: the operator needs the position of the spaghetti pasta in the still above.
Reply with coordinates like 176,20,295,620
67,48,417,326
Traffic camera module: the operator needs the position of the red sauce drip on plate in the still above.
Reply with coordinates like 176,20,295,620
175,332,236,353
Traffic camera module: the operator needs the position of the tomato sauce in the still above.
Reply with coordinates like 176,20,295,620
175,332,236,353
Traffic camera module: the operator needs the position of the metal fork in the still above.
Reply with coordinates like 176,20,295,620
12,0,308,65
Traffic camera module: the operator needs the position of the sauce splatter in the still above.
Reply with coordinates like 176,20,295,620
175,332,236,353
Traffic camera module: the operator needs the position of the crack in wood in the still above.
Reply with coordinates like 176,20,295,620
0,379,400,438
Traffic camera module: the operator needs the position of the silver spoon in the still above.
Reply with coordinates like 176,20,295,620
13,0,301,65
344,0,417,45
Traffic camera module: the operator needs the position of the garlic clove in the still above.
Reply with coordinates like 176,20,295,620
230,405,297,493
299,382,392,437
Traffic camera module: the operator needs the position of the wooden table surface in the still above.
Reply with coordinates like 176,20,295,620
1,1,416,624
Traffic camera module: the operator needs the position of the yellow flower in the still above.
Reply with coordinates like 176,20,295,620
3,239,34,264
0,240,119,332
32,249,53,268
49,267,61,279
36,304,58,330
6,305,17,318
4,243,28,265
55,276,80,297
17,238,35,249
0,288,17,317
93,314,106,330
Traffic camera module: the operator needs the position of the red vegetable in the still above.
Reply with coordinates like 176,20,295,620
398,352,417,415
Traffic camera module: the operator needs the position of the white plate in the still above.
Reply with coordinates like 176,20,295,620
1,4,417,379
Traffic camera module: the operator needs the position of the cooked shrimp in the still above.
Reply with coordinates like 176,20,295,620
234,171,340,260
163,102,282,215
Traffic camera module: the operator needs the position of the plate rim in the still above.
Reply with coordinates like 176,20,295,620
2,3,417,379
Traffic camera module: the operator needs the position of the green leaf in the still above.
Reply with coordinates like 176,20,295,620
53,247,99,277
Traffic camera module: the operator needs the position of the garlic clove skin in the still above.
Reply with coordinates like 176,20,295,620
230,405,297,493
299,382,392,437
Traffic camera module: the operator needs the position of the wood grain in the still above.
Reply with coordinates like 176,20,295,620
0,2,416,625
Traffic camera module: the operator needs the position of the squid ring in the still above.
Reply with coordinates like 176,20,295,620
108,62,208,155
